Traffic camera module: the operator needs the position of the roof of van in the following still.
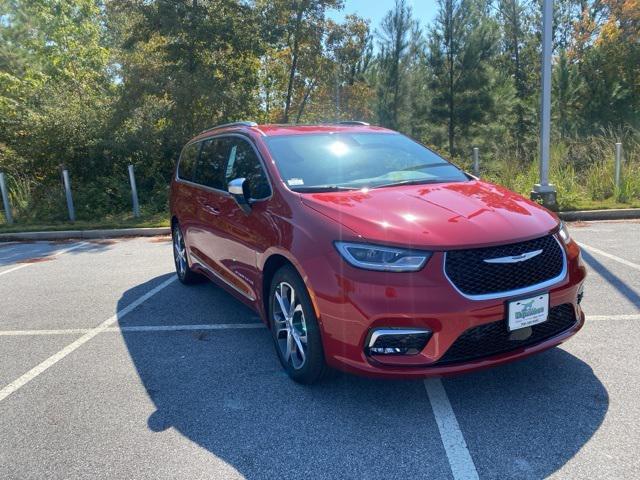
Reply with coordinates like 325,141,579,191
255,124,395,136
196,123,396,139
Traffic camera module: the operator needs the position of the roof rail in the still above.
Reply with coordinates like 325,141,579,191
337,121,370,126
200,121,257,134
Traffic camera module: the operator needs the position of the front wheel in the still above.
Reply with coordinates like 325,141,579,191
269,265,327,384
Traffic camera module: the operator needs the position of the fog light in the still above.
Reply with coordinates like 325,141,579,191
577,284,584,304
366,328,432,355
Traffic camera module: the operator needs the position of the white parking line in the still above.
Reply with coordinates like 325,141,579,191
0,275,177,403
0,242,88,277
0,323,266,336
578,242,640,272
0,263,31,276
0,314,634,337
424,378,479,480
587,314,640,321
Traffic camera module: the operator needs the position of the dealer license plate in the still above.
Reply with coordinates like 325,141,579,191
508,293,549,331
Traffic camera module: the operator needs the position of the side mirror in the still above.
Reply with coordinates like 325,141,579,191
228,177,251,213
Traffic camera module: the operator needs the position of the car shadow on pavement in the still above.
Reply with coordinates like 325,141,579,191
117,275,608,479
443,347,608,478
582,249,640,308
0,240,115,266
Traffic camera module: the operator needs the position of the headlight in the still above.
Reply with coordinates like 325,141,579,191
558,221,571,244
334,241,431,272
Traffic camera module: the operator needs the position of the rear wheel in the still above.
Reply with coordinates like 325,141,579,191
269,265,327,384
172,223,202,284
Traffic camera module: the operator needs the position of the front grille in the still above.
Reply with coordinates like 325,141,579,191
445,234,564,297
436,304,576,365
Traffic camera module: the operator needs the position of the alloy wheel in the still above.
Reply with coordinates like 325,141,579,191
273,281,308,370
173,227,187,278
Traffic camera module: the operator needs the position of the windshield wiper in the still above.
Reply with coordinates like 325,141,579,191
370,179,453,189
399,162,451,171
290,185,359,193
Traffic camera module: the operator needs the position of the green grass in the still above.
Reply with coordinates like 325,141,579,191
564,197,640,211
0,212,169,234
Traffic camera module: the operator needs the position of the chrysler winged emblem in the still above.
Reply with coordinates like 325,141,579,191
483,249,543,264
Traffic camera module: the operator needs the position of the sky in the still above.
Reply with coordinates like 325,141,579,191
327,0,439,34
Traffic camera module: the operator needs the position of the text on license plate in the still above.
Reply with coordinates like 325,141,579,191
508,293,549,331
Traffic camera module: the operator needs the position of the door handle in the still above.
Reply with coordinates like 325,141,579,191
203,205,220,215
197,196,220,215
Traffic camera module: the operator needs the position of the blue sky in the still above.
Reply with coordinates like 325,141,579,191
328,0,439,34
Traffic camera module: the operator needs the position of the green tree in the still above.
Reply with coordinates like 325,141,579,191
375,0,416,130
257,0,344,123
324,14,373,121
552,50,584,137
427,0,498,156
0,0,113,219
104,0,264,212
495,0,540,157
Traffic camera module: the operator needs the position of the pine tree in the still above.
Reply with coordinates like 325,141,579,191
427,0,498,156
375,0,416,130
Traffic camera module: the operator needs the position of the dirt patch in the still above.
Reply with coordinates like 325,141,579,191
149,235,172,243
18,257,55,264
568,219,640,227
193,332,210,341
87,239,120,246
568,221,589,228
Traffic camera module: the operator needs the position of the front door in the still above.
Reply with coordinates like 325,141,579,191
216,136,275,301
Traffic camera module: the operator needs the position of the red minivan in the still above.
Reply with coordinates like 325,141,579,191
170,121,586,384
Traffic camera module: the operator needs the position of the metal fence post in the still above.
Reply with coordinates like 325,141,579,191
128,164,140,217
473,147,480,177
615,142,622,189
62,169,75,222
0,172,13,225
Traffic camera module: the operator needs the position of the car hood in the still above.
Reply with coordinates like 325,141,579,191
300,181,559,250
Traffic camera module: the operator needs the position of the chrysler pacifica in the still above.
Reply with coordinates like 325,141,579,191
169,121,586,384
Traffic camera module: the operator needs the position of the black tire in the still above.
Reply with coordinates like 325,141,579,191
269,265,327,384
172,223,203,285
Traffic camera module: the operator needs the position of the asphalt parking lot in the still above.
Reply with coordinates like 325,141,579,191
0,220,638,479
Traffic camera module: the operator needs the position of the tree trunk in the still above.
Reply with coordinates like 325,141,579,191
447,0,455,157
283,3,304,123
509,0,525,157
392,20,402,128
295,78,316,123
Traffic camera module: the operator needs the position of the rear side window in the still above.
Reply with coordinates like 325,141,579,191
194,138,231,190
178,142,200,181
225,138,271,199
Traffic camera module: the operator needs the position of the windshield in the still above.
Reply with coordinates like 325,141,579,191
264,133,468,192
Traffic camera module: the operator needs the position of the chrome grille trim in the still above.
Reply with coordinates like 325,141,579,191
443,235,567,301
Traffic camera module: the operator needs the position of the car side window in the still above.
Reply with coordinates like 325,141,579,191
178,142,200,181
225,138,271,199
194,138,231,190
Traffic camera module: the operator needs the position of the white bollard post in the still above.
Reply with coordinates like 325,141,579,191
128,164,140,218
615,142,622,189
0,172,13,225
62,169,75,222
473,147,480,177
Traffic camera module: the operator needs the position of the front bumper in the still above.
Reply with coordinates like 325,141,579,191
305,239,586,379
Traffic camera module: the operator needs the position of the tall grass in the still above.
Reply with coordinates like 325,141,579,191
477,129,640,210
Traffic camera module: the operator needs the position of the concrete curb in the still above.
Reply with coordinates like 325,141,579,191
558,208,640,222
0,227,170,242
